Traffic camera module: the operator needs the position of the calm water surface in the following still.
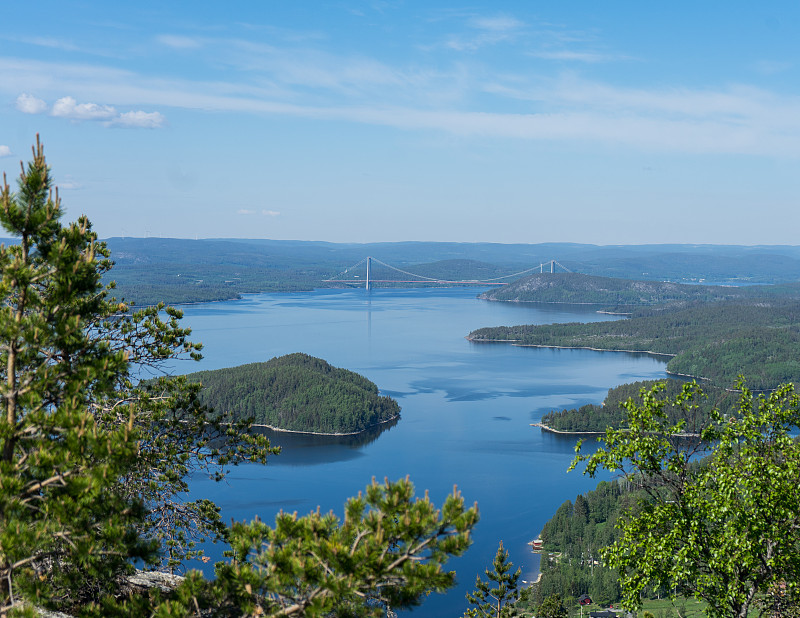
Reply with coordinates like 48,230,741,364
181,287,668,616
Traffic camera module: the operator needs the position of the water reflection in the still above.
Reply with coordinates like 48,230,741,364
251,417,400,467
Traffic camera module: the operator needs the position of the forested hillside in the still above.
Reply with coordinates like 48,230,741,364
479,272,800,307
79,237,800,305
539,379,739,432
531,480,637,607
469,301,800,390
187,353,400,434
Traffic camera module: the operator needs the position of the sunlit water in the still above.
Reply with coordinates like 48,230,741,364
178,287,668,616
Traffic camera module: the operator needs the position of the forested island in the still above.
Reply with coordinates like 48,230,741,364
186,353,401,434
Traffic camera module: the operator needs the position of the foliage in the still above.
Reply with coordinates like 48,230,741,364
573,381,800,618
192,477,478,617
537,593,568,618
0,137,162,614
186,353,401,434
540,380,739,433
531,481,630,608
469,300,800,390
0,139,479,615
464,541,521,618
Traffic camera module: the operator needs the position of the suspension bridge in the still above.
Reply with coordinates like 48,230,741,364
323,256,571,290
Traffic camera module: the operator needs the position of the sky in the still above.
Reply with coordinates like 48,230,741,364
2,1,800,245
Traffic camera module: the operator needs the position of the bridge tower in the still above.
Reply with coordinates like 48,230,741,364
366,256,371,291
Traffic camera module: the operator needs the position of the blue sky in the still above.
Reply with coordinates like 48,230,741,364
2,1,800,244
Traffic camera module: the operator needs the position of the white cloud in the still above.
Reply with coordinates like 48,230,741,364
111,110,166,128
52,96,116,120
262,210,280,217
237,209,255,215
17,92,165,128
0,146,11,157
4,56,800,156
16,93,48,114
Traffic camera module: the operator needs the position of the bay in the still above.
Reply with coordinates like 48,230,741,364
181,287,668,616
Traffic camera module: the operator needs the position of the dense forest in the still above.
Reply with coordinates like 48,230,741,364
539,380,740,432
530,481,636,607
186,353,401,434
469,300,800,390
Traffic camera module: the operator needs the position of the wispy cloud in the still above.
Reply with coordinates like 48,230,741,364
237,209,255,215
750,60,792,76
57,175,82,190
4,51,800,156
443,13,525,52
0,146,11,158
111,110,166,128
262,210,280,217
4,35,81,52
530,50,628,63
156,34,203,49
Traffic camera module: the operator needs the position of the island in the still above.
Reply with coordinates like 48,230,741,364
185,353,401,435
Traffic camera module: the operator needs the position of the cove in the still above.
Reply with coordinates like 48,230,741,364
181,287,668,616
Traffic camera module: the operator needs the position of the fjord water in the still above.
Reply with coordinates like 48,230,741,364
182,287,667,616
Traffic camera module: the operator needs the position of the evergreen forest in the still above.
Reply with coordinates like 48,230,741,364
186,353,401,434
532,480,635,608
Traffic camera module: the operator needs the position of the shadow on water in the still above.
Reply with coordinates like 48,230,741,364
249,417,400,467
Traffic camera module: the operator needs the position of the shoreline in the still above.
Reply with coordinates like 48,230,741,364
468,337,716,384
531,422,702,439
530,422,606,436
467,336,676,359
246,413,401,437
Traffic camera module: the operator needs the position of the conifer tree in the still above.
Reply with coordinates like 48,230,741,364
0,139,480,616
0,136,157,614
464,541,521,618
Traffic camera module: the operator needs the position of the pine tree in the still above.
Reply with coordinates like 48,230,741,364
464,541,521,618
0,139,480,616
0,136,157,614
537,593,568,618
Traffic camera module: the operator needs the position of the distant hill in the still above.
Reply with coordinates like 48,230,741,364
47,236,800,305
186,353,400,435
479,272,800,307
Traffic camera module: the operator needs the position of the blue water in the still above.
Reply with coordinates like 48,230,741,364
180,287,668,615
